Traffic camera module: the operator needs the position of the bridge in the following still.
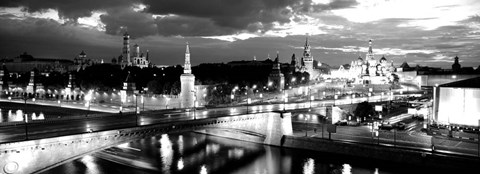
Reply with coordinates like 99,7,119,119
0,111,292,174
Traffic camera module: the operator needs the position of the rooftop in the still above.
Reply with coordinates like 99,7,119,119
439,77,480,88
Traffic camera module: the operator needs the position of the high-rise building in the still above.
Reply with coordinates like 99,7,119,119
181,42,195,108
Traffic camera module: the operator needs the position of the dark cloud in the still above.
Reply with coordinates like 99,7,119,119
154,15,236,36
0,0,135,20
0,15,119,60
100,7,157,37
295,0,358,13
142,0,297,31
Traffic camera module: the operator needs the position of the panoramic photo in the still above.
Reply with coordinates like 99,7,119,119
1,0,479,173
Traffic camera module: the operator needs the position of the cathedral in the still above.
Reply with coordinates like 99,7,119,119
347,40,396,84
117,32,151,69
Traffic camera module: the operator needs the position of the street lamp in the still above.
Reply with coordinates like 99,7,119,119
304,116,308,137
368,92,372,102
24,114,28,140
310,95,314,109
381,92,384,102
247,98,251,114
141,95,144,111
85,90,92,116
334,94,338,106
351,94,355,104
283,90,288,111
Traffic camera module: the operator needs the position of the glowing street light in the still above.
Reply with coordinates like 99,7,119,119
334,94,338,106
141,95,145,111
85,90,93,116
247,98,251,114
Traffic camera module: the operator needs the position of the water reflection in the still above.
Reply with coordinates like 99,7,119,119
303,158,315,174
0,108,45,122
342,164,352,174
44,132,407,174
160,134,173,174
200,165,208,174
177,158,184,170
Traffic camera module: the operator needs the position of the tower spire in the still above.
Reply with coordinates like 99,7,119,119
368,39,373,54
184,42,191,74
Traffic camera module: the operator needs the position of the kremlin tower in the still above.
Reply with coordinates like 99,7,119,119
180,42,195,108
302,37,314,80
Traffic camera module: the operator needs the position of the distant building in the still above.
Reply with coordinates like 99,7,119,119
0,52,73,73
70,50,98,71
433,77,480,128
452,56,461,73
118,32,151,69
268,52,285,91
329,40,396,84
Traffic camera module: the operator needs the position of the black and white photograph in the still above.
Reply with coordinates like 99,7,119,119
0,0,479,173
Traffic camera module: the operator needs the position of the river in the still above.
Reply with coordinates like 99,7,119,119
42,131,422,174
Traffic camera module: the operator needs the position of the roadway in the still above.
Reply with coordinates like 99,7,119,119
1,94,477,157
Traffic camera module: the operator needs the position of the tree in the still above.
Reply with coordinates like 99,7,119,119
353,101,375,121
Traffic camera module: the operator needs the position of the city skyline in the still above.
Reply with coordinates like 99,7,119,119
1,0,480,68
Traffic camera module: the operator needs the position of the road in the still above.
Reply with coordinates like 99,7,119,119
1,94,477,157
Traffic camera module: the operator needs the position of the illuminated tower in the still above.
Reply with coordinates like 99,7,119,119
134,44,140,57
302,36,314,80
180,42,195,108
122,32,131,67
366,40,377,76
268,52,285,91
26,71,35,95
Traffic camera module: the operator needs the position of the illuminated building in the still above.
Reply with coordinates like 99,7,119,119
432,77,480,128
180,42,195,108
117,32,151,69
268,52,285,91
329,40,396,84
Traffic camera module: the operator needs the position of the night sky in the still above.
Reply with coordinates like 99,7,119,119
1,0,479,68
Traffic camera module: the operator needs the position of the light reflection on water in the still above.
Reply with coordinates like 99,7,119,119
0,108,45,122
160,134,173,174
43,132,411,174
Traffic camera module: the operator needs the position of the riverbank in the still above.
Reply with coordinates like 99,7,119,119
195,128,479,172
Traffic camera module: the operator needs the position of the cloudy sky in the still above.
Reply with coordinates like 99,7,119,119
1,0,479,68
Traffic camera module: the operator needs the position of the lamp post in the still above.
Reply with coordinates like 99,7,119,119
305,116,308,137
141,95,144,111
247,98,251,114
334,94,338,106
85,90,92,117
369,87,373,102
368,92,372,102
24,114,28,140
283,90,288,111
